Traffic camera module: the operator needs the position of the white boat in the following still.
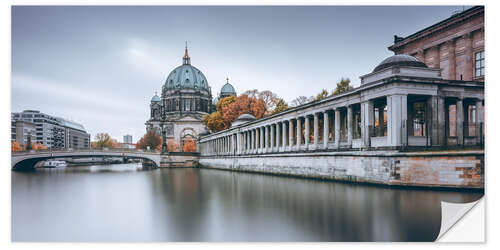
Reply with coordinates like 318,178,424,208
41,160,67,168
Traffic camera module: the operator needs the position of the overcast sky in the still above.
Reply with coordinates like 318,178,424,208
11,5,468,143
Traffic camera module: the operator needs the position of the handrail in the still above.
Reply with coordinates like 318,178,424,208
11,149,162,156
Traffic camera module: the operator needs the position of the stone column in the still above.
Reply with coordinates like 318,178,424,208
289,119,294,151
313,112,319,149
251,130,255,153
296,117,302,150
304,115,310,149
476,99,484,140
456,98,464,145
464,33,473,80
430,96,446,146
260,127,264,153
246,131,250,154
264,126,269,152
276,123,281,150
447,40,456,80
387,94,408,147
254,129,258,153
232,134,235,155
361,100,374,148
271,124,275,152
282,121,287,151
237,132,241,154
323,110,329,149
253,129,257,153
347,105,353,146
334,109,341,148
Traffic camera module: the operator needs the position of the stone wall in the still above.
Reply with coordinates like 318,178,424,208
199,151,483,189
160,153,199,168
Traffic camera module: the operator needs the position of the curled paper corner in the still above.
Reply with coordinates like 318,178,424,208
436,198,483,241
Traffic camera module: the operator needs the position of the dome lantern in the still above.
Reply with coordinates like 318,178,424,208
183,41,191,65
163,45,210,91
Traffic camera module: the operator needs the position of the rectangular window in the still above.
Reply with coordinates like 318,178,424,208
373,106,387,137
475,51,485,77
412,102,427,137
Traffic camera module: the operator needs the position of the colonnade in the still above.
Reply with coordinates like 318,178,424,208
199,92,484,156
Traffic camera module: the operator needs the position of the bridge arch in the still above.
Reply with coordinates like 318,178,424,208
11,151,162,171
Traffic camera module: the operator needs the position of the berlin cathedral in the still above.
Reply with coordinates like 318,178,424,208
145,45,237,150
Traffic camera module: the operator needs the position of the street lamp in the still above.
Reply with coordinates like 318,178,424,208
161,112,168,155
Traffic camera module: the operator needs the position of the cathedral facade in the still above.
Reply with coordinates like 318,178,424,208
145,46,236,150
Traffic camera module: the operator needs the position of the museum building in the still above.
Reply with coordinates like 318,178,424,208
390,6,484,82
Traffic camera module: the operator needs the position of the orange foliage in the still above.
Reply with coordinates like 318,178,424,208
32,142,48,151
136,130,162,150
11,141,22,152
94,133,120,149
167,140,180,152
204,94,266,132
182,137,197,152
221,94,266,124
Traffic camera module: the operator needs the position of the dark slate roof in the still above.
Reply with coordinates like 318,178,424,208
390,6,483,48
373,54,428,72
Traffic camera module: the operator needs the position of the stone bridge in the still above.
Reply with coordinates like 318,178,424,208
11,149,162,170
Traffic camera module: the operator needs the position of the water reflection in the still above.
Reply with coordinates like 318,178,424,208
11,164,483,242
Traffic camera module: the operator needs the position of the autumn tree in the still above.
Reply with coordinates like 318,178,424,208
11,141,22,152
259,90,280,115
216,95,236,113
315,89,329,101
332,78,353,95
241,89,281,115
202,112,226,132
221,94,266,125
94,133,120,149
167,139,180,152
290,96,313,107
136,130,162,151
242,89,259,98
271,98,290,115
32,142,47,151
182,137,197,152
203,94,266,133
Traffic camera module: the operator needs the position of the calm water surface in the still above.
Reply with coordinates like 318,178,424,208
11,163,483,242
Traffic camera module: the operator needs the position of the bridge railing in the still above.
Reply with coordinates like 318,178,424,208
11,148,162,156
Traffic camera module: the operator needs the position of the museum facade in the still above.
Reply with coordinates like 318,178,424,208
145,46,236,149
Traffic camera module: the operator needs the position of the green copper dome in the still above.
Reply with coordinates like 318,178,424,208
151,93,161,102
163,46,210,91
220,78,236,95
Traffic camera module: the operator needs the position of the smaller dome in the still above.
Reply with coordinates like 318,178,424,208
232,113,256,127
373,54,428,72
212,96,219,105
221,83,236,95
151,93,161,102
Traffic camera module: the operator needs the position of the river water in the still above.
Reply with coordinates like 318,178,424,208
11,163,483,242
